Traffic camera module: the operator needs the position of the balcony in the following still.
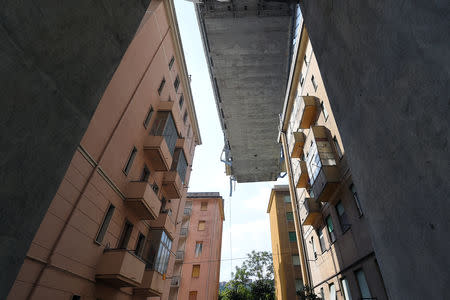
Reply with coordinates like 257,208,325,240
144,135,172,171
311,166,340,203
298,96,320,129
180,227,188,238
175,251,184,261
171,276,181,287
134,269,165,297
162,171,182,199
176,138,192,165
294,161,309,189
291,132,306,158
148,212,176,239
299,197,321,226
159,100,181,125
183,207,192,217
95,249,145,287
125,181,161,220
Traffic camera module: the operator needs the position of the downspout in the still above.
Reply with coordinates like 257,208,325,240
280,131,312,288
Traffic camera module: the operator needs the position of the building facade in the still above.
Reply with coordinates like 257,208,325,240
267,186,303,300
170,193,224,300
278,21,388,300
7,1,201,299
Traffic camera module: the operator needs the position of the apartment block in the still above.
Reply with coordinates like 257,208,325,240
7,1,201,299
267,186,303,300
170,193,225,300
277,20,388,300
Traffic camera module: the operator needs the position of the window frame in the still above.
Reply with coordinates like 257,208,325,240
326,215,336,244
95,204,115,244
195,241,203,257
336,201,351,233
355,269,373,299
192,264,200,278
350,184,363,217
135,232,146,258
341,277,353,300
158,77,166,95
288,231,297,242
200,202,208,211
286,211,294,221
179,94,184,109
117,220,133,249
168,56,175,70
174,75,180,92
143,106,154,129
123,147,137,175
318,227,326,253
198,220,206,231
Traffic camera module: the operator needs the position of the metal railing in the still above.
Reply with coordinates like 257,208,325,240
175,251,184,261
180,227,188,237
183,207,192,216
171,276,180,287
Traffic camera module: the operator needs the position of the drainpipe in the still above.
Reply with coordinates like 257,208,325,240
280,131,312,289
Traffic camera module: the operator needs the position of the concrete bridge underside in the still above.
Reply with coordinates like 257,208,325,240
196,1,295,182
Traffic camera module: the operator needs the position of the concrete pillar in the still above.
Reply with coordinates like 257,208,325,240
0,1,151,298
299,1,450,298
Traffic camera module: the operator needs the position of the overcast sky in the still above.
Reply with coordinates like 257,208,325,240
174,1,287,281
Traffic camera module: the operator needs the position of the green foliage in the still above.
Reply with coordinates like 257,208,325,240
296,285,322,300
219,251,275,300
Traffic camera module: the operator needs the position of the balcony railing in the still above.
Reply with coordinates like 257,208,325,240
148,212,176,239
134,269,165,297
299,197,321,226
175,251,184,261
161,171,182,199
96,249,145,288
125,181,161,220
291,131,306,158
171,276,181,287
293,161,309,189
310,166,340,203
183,207,192,216
180,227,188,237
298,96,320,129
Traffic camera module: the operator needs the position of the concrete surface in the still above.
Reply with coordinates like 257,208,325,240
299,1,450,298
196,1,295,182
0,1,151,298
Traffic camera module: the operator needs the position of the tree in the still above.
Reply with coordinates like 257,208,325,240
219,251,275,300
296,285,322,300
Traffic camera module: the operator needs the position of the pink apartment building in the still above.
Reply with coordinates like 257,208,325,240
7,1,202,299
170,193,225,300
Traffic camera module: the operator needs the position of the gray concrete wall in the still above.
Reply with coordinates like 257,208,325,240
299,1,449,298
0,1,150,298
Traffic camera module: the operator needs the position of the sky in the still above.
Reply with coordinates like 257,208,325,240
174,1,287,282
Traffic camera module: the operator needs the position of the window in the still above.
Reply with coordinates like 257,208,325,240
311,75,318,91
336,201,351,233
329,283,336,300
171,148,188,184
326,215,336,243
158,77,166,95
201,202,208,211
169,56,175,70
135,233,146,257
286,212,294,221
311,236,317,259
195,242,203,257
123,147,137,175
341,278,353,300
183,111,188,124
295,279,304,292
300,74,305,86
174,75,180,92
118,220,133,249
144,230,172,274
318,227,326,253
96,204,115,243
288,231,297,242
292,255,300,266
179,94,184,109
333,136,342,159
198,221,206,231
321,101,329,121
355,269,372,299
350,184,363,216
72,296,81,300
320,287,325,300
304,55,308,66
150,111,178,155
305,140,322,186
189,291,198,300
192,265,200,278
143,106,153,129
283,194,291,203
141,165,150,182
